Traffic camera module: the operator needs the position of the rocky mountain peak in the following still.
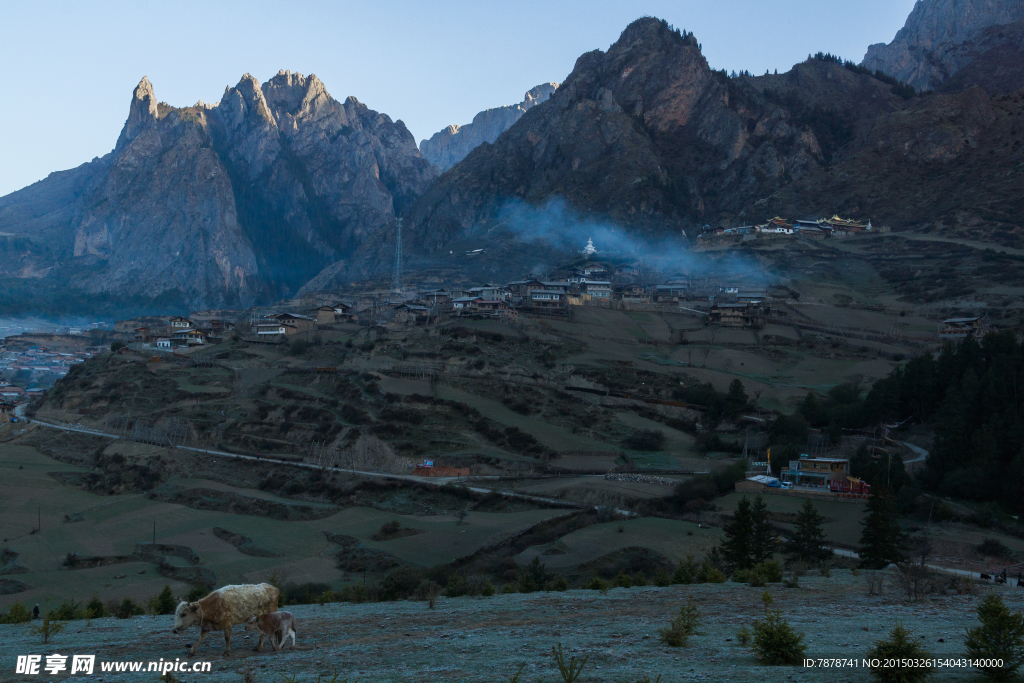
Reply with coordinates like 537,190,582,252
116,76,159,149
612,16,697,54
263,70,333,121
863,0,1024,90
219,73,276,133
419,81,562,171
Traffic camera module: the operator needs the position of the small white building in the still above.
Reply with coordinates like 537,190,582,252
156,338,171,349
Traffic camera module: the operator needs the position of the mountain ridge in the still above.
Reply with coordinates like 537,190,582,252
0,70,436,309
862,0,1024,92
419,82,559,172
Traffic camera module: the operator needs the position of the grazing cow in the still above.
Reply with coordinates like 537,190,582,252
172,583,279,655
245,611,297,652
980,573,992,581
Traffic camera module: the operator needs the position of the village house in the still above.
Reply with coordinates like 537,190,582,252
651,284,689,303
271,313,316,333
207,319,235,334
393,303,431,325
310,305,340,325
616,283,650,303
529,290,567,308
506,279,547,302
758,217,793,234
254,322,297,338
473,300,516,317
419,289,452,307
468,283,508,300
168,316,195,330
581,280,612,299
156,338,172,349
737,291,767,304
779,454,850,488
938,317,991,341
134,326,153,343
709,303,765,328
171,328,208,346
614,264,640,278
452,296,482,310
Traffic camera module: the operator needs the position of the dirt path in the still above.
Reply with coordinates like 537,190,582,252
834,233,1024,256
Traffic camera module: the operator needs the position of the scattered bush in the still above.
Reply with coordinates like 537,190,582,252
613,572,633,589
866,572,885,595
379,566,423,601
865,622,933,682
48,598,82,621
554,575,569,592
586,576,609,592
86,596,105,620
697,561,726,584
109,598,144,619
282,582,333,605
751,610,806,665
737,625,752,646
0,602,31,624
552,643,589,683
756,560,784,583
978,538,1013,559
445,574,469,598
501,583,518,594
147,586,176,615
481,580,496,596
894,563,937,601
30,614,67,644
965,593,1024,680
654,569,672,587
658,599,701,647
673,556,699,584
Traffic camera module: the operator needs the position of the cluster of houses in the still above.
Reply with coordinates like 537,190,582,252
383,264,776,328
0,346,91,400
699,215,873,242
134,317,239,348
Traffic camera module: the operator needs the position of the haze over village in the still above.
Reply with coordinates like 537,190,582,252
2,1,1024,681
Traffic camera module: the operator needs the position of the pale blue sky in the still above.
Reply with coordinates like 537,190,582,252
0,0,916,197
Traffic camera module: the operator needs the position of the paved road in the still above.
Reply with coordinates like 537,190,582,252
830,547,1017,582
19,412,586,511
895,440,929,464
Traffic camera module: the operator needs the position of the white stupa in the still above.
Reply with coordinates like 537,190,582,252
582,237,597,256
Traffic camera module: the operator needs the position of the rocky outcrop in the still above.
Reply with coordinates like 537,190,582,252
862,0,1024,91
376,18,906,274
419,83,559,171
0,71,436,309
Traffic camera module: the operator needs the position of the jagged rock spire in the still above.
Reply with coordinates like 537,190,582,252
116,76,159,149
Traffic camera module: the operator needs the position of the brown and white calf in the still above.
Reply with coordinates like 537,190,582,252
245,611,297,652
172,583,279,655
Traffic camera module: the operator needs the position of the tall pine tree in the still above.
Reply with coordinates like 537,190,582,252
785,499,832,565
721,496,754,569
749,494,777,565
858,489,907,569
722,495,776,569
